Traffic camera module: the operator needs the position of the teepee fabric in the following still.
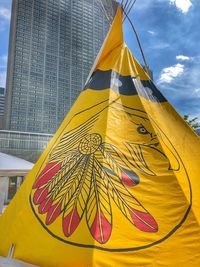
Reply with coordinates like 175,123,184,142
0,7,200,267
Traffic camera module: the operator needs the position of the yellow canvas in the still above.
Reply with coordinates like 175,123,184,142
0,7,200,267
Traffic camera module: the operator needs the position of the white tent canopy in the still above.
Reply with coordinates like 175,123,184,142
0,257,39,267
0,153,34,177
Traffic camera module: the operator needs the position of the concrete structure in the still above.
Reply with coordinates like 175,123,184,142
2,0,117,162
0,130,52,163
0,87,5,129
4,0,116,134
0,87,5,117
0,152,34,211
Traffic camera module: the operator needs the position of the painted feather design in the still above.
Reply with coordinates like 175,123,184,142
32,118,158,244
86,160,112,243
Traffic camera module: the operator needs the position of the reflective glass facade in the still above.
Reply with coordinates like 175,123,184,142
0,87,5,117
5,0,112,133
0,130,52,162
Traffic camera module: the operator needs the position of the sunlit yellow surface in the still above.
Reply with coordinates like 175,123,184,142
0,7,200,267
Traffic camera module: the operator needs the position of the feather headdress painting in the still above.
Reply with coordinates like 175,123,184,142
0,6,200,267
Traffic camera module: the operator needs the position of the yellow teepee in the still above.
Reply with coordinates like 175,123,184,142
0,6,200,267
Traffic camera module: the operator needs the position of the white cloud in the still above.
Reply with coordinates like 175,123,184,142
158,63,184,84
169,0,192,13
129,0,192,14
0,71,6,88
149,42,170,50
0,7,11,20
157,58,200,120
176,55,191,61
148,30,156,35
194,88,200,97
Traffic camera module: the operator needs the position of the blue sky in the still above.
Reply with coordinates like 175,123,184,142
124,0,200,120
0,0,199,120
0,0,11,91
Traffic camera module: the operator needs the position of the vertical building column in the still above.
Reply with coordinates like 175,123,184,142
41,0,48,132
16,176,23,189
25,0,35,131
56,0,61,129
0,177,9,212
69,0,73,108
4,0,18,130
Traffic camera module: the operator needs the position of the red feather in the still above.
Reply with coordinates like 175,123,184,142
38,198,53,214
33,187,48,205
46,202,62,225
121,172,136,186
33,162,62,189
121,168,139,187
90,211,111,244
63,208,81,237
129,208,158,232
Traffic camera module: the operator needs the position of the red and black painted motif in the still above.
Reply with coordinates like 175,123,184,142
30,101,191,251
32,126,158,244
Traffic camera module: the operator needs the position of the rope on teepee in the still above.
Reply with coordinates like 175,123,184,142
123,0,137,21
123,6,150,76
96,0,150,77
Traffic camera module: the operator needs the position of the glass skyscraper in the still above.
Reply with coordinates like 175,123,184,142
0,87,5,117
5,0,116,134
